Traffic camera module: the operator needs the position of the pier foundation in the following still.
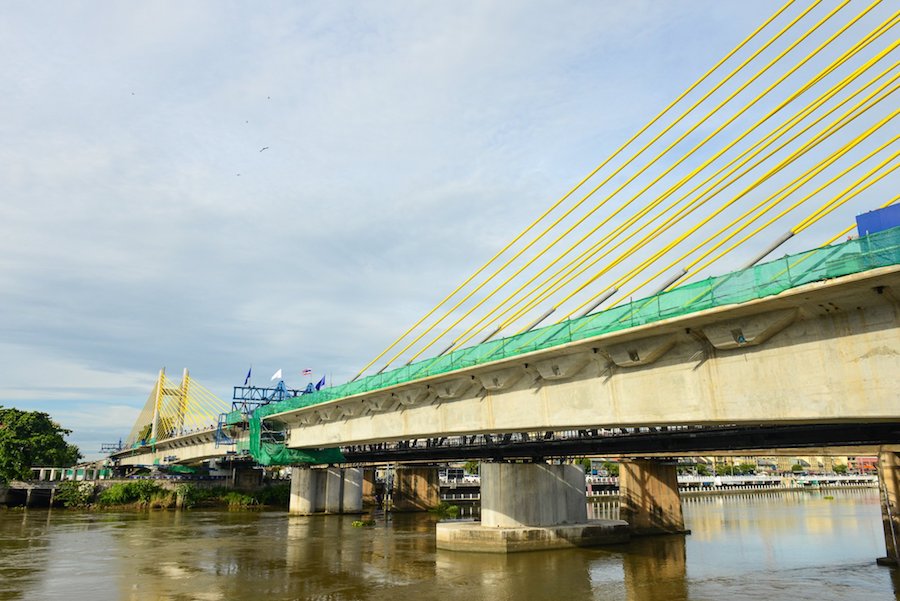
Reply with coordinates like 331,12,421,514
618,459,686,535
289,466,363,515
436,462,628,553
877,451,900,566
392,466,440,511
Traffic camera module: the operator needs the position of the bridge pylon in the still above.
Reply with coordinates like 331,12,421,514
123,368,229,451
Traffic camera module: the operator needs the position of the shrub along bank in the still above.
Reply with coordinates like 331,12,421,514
54,480,290,510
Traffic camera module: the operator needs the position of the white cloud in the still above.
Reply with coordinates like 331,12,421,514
0,1,894,455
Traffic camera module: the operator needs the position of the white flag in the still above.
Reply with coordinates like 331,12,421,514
271,369,283,381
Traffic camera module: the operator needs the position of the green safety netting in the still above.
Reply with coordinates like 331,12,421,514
241,226,900,464
166,465,198,474
238,415,345,466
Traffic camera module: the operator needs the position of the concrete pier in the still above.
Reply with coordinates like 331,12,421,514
361,468,377,505
393,466,440,511
436,463,628,553
618,459,686,535
877,451,900,566
289,466,363,515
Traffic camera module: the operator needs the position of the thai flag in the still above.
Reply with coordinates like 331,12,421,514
302,368,313,376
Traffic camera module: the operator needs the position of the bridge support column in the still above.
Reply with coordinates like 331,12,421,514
392,466,440,511
618,459,686,536
877,451,900,566
361,468,377,506
342,468,363,513
323,467,344,513
289,466,363,515
436,462,628,553
290,467,317,514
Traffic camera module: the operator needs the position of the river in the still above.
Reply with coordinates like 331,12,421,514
1,488,897,600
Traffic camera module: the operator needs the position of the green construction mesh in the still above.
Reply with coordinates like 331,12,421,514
238,415,345,466
244,226,900,462
225,410,243,426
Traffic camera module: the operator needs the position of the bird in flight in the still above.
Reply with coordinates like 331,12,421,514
259,146,269,152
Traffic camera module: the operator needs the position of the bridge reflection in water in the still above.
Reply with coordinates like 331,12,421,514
0,490,897,601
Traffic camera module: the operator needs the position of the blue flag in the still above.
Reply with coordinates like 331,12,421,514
315,376,326,390
244,367,252,386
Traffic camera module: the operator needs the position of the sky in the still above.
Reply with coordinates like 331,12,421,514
1,1,896,460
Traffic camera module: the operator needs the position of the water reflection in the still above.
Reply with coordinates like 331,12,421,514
0,489,897,601
436,546,595,599
0,511,50,600
623,536,687,601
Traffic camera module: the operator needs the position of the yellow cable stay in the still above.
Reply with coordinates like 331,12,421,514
611,114,898,307
350,0,798,378
448,5,895,349
450,32,899,348
613,172,899,329
683,143,900,280
400,1,868,365
561,31,899,322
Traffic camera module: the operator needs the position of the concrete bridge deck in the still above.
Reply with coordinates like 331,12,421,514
272,264,900,448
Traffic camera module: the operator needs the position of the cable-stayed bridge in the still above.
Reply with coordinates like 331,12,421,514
107,2,900,557
112,0,899,465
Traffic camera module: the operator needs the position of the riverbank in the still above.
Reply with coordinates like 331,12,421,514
1,480,291,510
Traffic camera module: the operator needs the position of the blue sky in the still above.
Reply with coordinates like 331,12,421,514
1,2,895,459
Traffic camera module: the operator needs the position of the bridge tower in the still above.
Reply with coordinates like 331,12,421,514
149,368,164,441
177,368,190,434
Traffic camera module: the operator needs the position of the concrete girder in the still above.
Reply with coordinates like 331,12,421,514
433,377,474,399
532,352,593,381
395,386,431,407
339,401,367,418
604,334,676,367
362,394,393,414
477,366,526,391
701,308,797,350
271,266,900,448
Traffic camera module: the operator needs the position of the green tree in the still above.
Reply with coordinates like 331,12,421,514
463,460,479,475
600,461,619,477
833,463,848,474
575,457,593,472
0,406,81,483
696,464,711,476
